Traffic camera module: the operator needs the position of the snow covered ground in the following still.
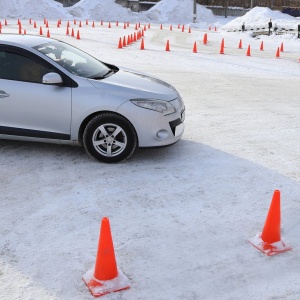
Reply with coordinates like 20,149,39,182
1,1,300,300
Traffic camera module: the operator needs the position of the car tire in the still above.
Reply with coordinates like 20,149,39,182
83,113,138,163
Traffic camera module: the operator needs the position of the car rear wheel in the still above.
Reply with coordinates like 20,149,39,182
83,113,138,163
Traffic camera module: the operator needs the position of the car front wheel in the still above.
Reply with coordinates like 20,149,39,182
83,113,138,163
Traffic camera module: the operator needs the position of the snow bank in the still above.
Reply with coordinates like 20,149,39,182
0,0,72,19
67,0,146,22
143,0,215,25
221,7,297,31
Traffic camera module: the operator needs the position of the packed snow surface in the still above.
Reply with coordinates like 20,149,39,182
1,1,300,300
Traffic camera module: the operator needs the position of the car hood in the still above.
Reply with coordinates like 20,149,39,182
88,69,178,101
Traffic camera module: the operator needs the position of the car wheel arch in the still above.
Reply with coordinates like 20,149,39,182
78,111,138,146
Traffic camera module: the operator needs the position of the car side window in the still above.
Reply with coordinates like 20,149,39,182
0,48,54,84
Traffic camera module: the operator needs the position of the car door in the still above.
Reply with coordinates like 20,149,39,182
0,45,72,140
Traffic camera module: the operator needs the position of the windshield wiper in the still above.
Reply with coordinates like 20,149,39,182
91,69,114,80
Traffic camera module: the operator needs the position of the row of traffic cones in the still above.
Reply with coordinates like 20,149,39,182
118,29,144,49
83,189,291,299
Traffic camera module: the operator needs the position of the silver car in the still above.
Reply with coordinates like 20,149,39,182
0,34,185,163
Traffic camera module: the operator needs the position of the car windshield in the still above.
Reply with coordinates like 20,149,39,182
33,41,111,79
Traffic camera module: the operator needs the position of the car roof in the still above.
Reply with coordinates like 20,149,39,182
0,34,56,48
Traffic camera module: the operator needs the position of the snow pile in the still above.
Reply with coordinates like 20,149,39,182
67,0,146,22
143,0,215,25
0,0,72,19
221,7,297,31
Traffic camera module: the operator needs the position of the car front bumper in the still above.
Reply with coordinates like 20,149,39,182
117,101,185,147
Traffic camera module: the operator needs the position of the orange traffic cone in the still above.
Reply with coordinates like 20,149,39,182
170,25,172,31
118,37,123,49
260,41,264,51
246,45,251,56
19,25,22,34
83,217,130,297
92,21,95,28
280,42,284,52
133,32,137,42
276,47,280,58
220,41,224,54
193,41,197,53
238,39,242,49
108,22,111,28
148,23,151,29
160,24,163,30
127,35,131,45
74,19,77,25
57,20,60,28
101,20,103,26
123,36,126,47
71,28,75,37
166,40,170,51
5,19,7,26
47,30,50,38
34,21,37,28
203,33,207,45
116,21,118,26
86,19,88,25
140,38,145,50
214,26,217,31
76,30,80,40
66,27,69,35
39,26,43,35
29,18,32,24
188,27,191,33
249,190,292,256
67,20,70,27
208,26,211,30
79,21,82,27
182,25,185,32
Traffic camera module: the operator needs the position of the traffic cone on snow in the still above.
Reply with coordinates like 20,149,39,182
76,30,81,40
19,25,22,35
5,19,7,26
135,24,138,30
101,20,103,26
178,24,180,29
182,25,185,32
170,25,173,31
67,20,70,27
24,29,26,35
34,21,37,28
79,21,82,27
148,23,151,28
57,20,60,28
260,41,264,51
280,42,284,52
276,47,280,58
127,35,131,45
116,21,118,26
188,27,191,33
220,40,224,54
66,27,69,35
118,37,123,49
160,24,163,30
108,22,111,28
124,22,127,29
83,217,130,297
209,26,211,31
47,30,50,38
165,40,170,51
249,190,292,256
92,21,95,28
193,41,197,53
133,32,137,42
39,26,43,35
140,38,145,50
246,45,251,56
71,28,75,37
203,33,207,45
123,36,126,47
86,19,89,25
214,26,217,31
29,18,32,24
74,19,77,25
238,39,242,49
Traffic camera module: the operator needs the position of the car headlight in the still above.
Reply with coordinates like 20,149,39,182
130,99,176,115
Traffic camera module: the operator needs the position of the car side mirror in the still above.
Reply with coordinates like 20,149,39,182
42,72,63,85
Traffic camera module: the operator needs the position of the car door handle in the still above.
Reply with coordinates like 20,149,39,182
0,90,10,98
